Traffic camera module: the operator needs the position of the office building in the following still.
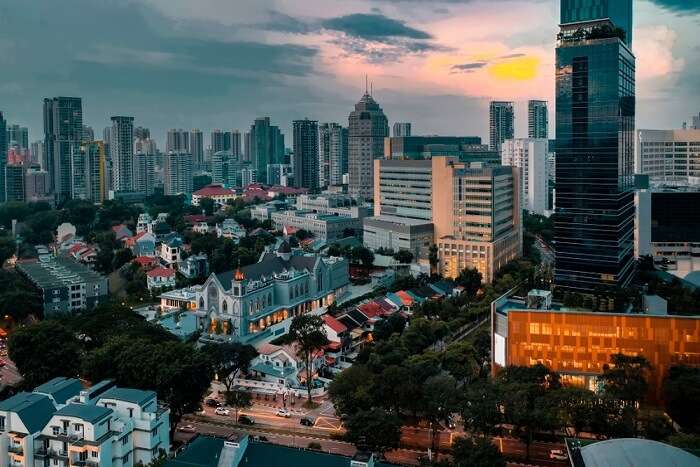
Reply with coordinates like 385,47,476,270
247,117,284,183
240,168,256,187
43,97,83,202
489,101,514,152
491,290,700,404
134,137,157,156
30,141,44,167
166,129,190,153
348,92,389,199
5,164,25,202
271,210,361,242
501,138,549,215
71,141,106,202
693,113,700,130
0,377,170,467
554,0,636,292
161,243,349,340
190,129,204,167
636,129,700,185
25,168,52,203
393,122,412,137
82,125,94,142
528,100,549,139
292,119,319,190
134,152,156,197
17,257,109,317
7,124,29,150
373,159,433,221
433,157,522,283
363,216,434,259
384,135,485,161
319,123,348,187
163,152,193,196
110,116,134,193
295,193,370,219
0,112,6,203
211,129,242,159
267,163,293,186
134,126,150,140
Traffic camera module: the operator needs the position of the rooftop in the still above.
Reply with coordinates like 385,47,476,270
33,377,82,404
573,438,700,467
17,257,106,288
54,403,112,424
194,185,236,197
98,387,156,408
0,392,57,433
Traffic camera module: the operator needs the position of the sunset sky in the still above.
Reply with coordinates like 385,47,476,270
1,0,698,144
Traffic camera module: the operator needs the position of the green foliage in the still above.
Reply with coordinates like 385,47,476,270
393,249,414,264
0,270,43,321
225,390,252,420
0,234,16,265
372,314,406,341
446,437,506,467
350,246,374,266
199,198,216,216
600,353,651,404
664,365,700,433
289,315,329,402
201,342,257,393
193,175,212,192
456,268,482,297
8,321,82,388
344,408,402,454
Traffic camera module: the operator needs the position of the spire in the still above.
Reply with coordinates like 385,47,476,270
365,74,368,95
234,259,245,281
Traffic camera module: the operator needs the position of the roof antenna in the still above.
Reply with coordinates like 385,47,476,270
370,81,373,96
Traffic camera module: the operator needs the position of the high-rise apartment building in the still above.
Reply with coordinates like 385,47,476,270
82,125,94,143
554,0,636,292
247,117,284,183
292,119,319,190
166,129,190,153
528,100,549,139
163,152,193,195
392,122,412,137
134,126,150,140
134,137,157,156
501,139,549,215
7,124,29,150
433,157,522,283
348,92,389,199
693,113,700,130
211,130,242,159
71,141,106,202
0,112,6,203
109,116,134,193
30,141,44,167
25,168,52,203
43,97,83,202
636,129,700,185
231,130,242,159
190,129,204,167
5,164,25,202
134,152,156,197
319,123,348,187
489,101,514,152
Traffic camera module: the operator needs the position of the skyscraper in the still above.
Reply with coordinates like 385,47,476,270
190,129,204,167
231,130,242,159
134,126,150,140
163,152,193,195
554,0,636,292
528,100,549,139
392,122,412,137
489,101,514,152
43,97,83,202
110,116,134,193
501,138,549,215
292,119,319,190
5,164,25,203
211,129,231,154
71,141,106,202
319,123,348,187
7,124,29,150
166,129,190,153
0,112,6,203
134,152,156,197
348,92,389,199
248,117,284,183
82,125,94,143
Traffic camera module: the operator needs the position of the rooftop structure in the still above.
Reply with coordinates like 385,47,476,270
566,438,699,467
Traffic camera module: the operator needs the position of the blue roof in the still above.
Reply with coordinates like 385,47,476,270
55,404,112,424
430,281,453,295
98,387,156,408
385,293,404,308
0,392,56,433
33,377,82,404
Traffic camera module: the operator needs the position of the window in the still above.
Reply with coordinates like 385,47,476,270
122,436,128,446
52,426,59,436
91,451,98,458
128,408,133,418
0,416,4,431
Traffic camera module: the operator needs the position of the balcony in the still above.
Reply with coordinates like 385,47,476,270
8,444,23,455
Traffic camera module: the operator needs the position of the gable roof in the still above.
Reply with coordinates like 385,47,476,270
54,404,112,424
0,392,57,433
147,267,176,278
98,387,156,408
33,377,83,404
322,314,347,334
215,254,319,290
194,185,236,197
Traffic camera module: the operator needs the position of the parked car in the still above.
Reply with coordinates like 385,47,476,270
276,408,291,418
214,407,230,416
550,449,568,461
445,415,456,430
300,417,315,427
177,424,196,433
238,415,255,425
205,398,221,407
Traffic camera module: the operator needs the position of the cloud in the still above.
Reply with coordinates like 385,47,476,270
450,62,487,73
322,13,432,40
649,0,700,14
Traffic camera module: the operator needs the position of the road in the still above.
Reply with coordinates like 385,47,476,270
183,399,568,467
535,236,555,266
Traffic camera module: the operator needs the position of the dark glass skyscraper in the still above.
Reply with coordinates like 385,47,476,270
293,119,319,190
43,97,83,203
0,112,7,203
554,0,636,292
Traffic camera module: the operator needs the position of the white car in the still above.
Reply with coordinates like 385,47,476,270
177,424,196,433
276,408,291,418
549,449,568,461
215,407,230,416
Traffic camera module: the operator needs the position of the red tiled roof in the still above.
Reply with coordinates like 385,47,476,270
147,267,175,278
133,256,158,267
68,243,86,255
395,290,415,306
322,314,348,334
358,302,382,319
193,185,236,197
184,214,209,224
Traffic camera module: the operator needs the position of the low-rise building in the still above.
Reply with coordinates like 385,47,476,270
158,234,183,266
271,210,361,242
192,185,238,207
250,343,324,387
216,219,246,241
147,267,176,290
295,193,370,219
250,200,288,222
179,254,209,280
125,231,157,257
17,257,109,317
363,216,434,260
192,222,210,235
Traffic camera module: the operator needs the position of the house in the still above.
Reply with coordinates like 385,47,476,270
250,342,324,387
67,242,98,266
152,221,173,242
133,256,159,271
179,253,209,279
322,314,348,344
216,218,246,240
125,231,157,257
136,213,153,234
192,222,210,235
112,224,133,242
147,267,176,290
192,185,238,207
158,234,183,266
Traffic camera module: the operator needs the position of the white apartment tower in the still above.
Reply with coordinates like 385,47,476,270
501,138,548,215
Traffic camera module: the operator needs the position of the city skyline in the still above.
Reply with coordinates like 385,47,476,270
0,0,697,147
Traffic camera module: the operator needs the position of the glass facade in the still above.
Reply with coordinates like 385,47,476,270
561,0,633,46
554,5,636,292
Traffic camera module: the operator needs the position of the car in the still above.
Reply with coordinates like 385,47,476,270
214,407,230,416
300,417,315,427
177,424,196,433
205,398,221,407
276,408,291,418
549,449,568,461
445,415,456,430
238,415,255,425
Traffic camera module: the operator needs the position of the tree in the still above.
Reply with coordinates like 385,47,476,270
202,342,257,394
447,437,506,467
0,270,43,321
328,364,376,416
423,375,460,452
289,315,329,404
9,321,82,388
456,268,482,297
225,390,252,421
350,246,375,267
372,314,406,341
429,244,439,275
547,386,597,438
664,365,700,433
600,353,650,405
393,249,414,264
345,408,402,455
442,341,480,383
199,198,216,216
0,235,15,266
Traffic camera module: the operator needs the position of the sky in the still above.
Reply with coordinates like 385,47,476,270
0,0,698,147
